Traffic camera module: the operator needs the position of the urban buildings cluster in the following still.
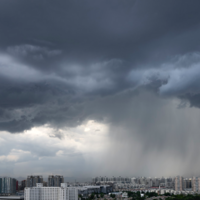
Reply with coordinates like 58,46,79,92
92,176,173,188
24,175,77,200
92,176,200,194
2,175,200,200
26,175,64,187
24,176,112,200
174,176,200,192
92,177,131,183
1,175,112,200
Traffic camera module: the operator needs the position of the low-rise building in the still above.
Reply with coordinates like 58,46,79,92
78,185,112,196
122,192,128,198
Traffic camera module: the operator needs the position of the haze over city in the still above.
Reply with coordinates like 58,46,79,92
1,0,200,180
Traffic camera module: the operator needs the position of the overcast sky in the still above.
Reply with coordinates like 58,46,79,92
1,0,200,180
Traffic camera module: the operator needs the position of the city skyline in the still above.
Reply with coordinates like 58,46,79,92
4,174,200,194
1,0,200,178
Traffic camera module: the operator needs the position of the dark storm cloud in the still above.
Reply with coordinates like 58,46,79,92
1,0,200,63
1,0,200,177
1,0,200,178
0,0,200,133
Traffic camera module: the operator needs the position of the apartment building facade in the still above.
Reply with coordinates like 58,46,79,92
48,175,64,187
26,176,43,187
0,177,16,194
192,176,200,192
175,176,184,191
25,183,78,200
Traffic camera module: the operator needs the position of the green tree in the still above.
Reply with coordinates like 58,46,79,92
136,191,141,197
128,191,135,197
110,194,116,198
90,193,95,200
100,193,104,198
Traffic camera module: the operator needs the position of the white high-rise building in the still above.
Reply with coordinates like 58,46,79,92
192,177,200,192
24,183,78,200
131,177,136,185
175,176,184,191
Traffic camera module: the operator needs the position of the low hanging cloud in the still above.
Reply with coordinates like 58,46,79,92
128,52,200,108
7,44,62,59
1,50,200,134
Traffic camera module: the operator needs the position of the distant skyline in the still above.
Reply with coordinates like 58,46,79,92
0,175,199,183
1,0,200,178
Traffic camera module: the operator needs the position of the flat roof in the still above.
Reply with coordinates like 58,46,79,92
0,196,24,199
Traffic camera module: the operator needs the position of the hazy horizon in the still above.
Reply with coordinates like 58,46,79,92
0,0,200,178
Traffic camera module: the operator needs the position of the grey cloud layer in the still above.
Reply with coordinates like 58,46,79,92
1,50,200,133
1,0,200,176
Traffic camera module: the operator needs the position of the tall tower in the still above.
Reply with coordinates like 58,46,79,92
175,176,184,191
1,177,16,194
192,177,200,192
26,176,43,187
48,175,64,187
